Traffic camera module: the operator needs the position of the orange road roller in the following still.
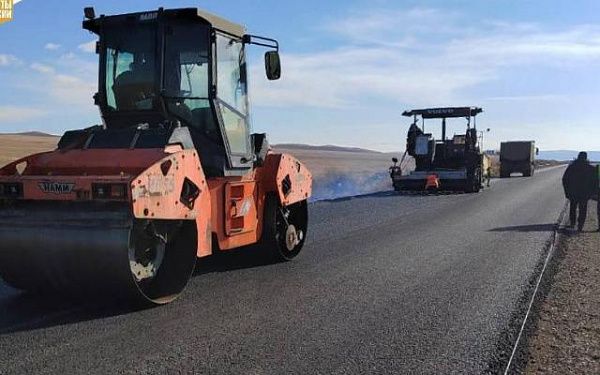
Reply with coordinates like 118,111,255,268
0,7,312,305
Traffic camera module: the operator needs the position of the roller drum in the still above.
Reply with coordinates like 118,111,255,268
0,202,197,305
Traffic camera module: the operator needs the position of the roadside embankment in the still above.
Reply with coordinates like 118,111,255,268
522,201,600,374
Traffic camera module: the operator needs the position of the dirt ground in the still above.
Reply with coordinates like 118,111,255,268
0,134,58,167
523,201,600,374
0,134,397,177
0,134,565,201
0,134,401,200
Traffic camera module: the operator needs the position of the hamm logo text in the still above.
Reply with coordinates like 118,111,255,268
39,182,75,194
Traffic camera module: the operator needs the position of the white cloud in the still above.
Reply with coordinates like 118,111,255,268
78,40,97,53
22,57,97,107
252,8,600,110
59,52,77,60
44,43,61,51
0,51,99,134
326,8,462,45
0,106,47,123
48,74,96,106
252,47,491,109
445,25,600,67
482,95,567,102
30,63,55,74
0,54,20,66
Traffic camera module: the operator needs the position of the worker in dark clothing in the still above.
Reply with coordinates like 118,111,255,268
406,122,424,157
562,152,597,231
595,164,600,232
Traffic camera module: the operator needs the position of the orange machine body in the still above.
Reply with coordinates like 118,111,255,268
0,145,312,258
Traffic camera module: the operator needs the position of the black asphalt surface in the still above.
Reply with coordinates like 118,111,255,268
0,166,567,375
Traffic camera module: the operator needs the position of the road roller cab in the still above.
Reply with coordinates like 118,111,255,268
0,7,312,305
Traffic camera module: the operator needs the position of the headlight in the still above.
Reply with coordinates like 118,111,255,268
92,183,128,200
0,183,23,198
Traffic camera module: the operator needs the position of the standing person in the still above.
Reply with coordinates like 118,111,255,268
596,164,600,232
562,152,597,232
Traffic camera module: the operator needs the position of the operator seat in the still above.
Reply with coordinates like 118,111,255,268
414,134,435,170
113,61,154,110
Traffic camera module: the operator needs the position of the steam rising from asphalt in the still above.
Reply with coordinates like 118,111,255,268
308,157,414,201
310,171,391,202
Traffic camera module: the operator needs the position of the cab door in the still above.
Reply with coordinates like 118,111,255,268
215,32,252,170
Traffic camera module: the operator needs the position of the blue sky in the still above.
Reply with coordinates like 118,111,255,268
1,0,600,151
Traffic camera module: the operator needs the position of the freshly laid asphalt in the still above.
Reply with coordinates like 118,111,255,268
0,166,566,375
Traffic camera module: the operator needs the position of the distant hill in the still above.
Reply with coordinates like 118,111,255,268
274,143,381,154
539,150,600,162
1,133,595,162
0,131,57,137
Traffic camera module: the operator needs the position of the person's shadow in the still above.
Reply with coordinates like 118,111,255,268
489,223,556,232
490,222,597,235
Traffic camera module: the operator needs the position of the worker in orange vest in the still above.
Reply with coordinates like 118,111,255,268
425,174,439,190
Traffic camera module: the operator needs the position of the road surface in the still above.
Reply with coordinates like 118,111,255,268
0,166,567,374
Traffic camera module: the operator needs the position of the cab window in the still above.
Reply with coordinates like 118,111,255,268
216,34,249,156
104,25,155,111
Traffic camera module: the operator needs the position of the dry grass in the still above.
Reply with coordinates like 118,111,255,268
0,134,562,181
0,134,567,203
0,135,398,178
0,135,399,201
0,135,58,167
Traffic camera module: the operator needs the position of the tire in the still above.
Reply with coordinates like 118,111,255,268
259,194,308,262
465,168,482,193
127,220,198,305
0,270,32,293
393,182,404,192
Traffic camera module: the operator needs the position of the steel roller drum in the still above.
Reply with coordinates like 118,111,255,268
0,201,197,305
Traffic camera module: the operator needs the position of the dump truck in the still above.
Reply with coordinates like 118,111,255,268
0,7,312,305
390,107,484,193
500,141,537,177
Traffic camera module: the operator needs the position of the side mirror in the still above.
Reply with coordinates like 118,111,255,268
265,51,281,80
536,147,539,156
392,157,399,164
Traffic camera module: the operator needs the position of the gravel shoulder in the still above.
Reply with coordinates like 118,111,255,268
522,200,600,374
